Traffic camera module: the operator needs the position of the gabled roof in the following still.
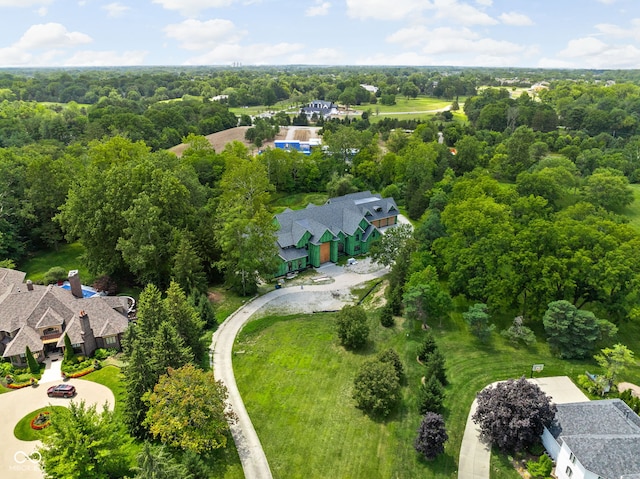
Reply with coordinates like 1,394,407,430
3,325,43,356
550,399,640,478
35,307,65,329
0,268,129,358
275,191,398,257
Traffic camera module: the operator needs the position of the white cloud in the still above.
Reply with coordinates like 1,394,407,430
386,26,429,48
306,1,330,16
558,37,608,57
102,2,130,18
431,0,497,26
499,11,533,26
36,6,47,15
345,0,427,20
421,28,524,56
16,23,92,49
0,0,51,6
596,0,617,4
64,50,147,66
595,19,640,41
289,48,343,64
555,36,640,69
183,42,303,65
346,0,496,25
475,0,491,5
152,0,235,16
164,19,245,50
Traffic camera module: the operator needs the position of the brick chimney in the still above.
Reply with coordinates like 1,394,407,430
68,270,82,298
79,310,97,357
26,280,33,291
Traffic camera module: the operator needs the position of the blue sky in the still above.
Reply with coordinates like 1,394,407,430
0,0,639,68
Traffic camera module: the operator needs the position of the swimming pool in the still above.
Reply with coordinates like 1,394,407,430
59,283,99,298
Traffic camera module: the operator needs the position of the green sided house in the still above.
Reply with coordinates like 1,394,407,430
274,191,398,276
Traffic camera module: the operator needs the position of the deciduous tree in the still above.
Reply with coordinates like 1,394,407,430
352,358,400,417
463,303,495,342
414,412,448,460
472,377,556,453
38,400,133,479
143,364,236,454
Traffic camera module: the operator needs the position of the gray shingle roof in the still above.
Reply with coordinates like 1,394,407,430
275,191,397,250
3,326,43,356
551,399,640,478
0,269,129,358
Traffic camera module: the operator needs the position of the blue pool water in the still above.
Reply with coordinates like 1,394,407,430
60,284,98,298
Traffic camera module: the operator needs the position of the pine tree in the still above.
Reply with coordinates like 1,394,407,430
418,375,445,414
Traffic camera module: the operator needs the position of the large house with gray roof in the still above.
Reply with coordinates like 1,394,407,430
0,268,130,366
274,191,398,277
542,399,640,479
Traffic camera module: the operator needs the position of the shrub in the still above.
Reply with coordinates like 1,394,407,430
92,275,118,295
42,267,67,285
527,454,553,478
336,305,369,350
93,349,110,360
380,304,394,327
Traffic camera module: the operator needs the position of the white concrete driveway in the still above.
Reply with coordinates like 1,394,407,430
0,379,114,479
457,376,589,479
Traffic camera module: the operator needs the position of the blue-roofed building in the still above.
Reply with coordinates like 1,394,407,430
273,191,398,276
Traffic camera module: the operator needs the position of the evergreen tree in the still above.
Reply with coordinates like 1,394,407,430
25,346,39,374
63,333,75,362
164,281,205,362
424,348,447,386
418,375,445,414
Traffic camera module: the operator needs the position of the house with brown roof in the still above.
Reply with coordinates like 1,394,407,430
0,268,130,366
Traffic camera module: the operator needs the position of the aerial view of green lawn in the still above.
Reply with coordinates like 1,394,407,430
233,293,640,479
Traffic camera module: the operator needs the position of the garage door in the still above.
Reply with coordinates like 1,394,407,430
320,242,331,263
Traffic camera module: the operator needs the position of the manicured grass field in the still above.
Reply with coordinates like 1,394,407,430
270,192,328,214
19,242,92,285
14,406,66,441
82,365,126,415
233,305,614,479
371,96,453,114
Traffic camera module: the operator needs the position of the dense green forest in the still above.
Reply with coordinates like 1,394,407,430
3,65,640,478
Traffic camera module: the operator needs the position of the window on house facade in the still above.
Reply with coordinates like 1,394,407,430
105,336,117,346
569,452,576,464
565,466,573,477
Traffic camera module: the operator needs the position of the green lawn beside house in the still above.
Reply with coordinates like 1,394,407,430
233,298,640,479
19,242,92,285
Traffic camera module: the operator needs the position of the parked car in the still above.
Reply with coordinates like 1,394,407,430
47,384,76,398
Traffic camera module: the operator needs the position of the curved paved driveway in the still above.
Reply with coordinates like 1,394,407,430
0,378,115,479
211,265,388,479
457,376,589,479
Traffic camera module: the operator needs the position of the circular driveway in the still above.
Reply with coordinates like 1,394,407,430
0,379,114,479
